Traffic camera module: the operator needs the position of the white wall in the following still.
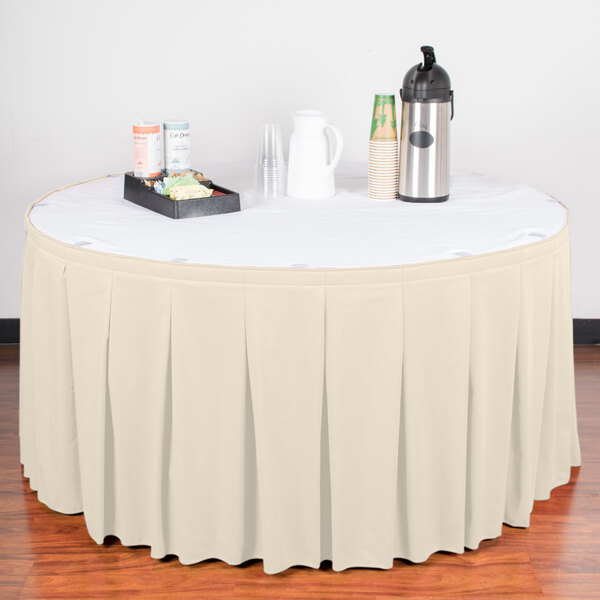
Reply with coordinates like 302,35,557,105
1,0,599,317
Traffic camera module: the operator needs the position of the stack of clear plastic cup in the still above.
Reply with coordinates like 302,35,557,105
256,124,286,200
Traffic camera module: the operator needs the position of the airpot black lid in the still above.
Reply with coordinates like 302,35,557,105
401,46,452,102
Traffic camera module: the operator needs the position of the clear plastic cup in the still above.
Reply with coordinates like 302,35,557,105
256,124,286,200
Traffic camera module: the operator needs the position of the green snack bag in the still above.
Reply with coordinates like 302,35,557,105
162,173,197,196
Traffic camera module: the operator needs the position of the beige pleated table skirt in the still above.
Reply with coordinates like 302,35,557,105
20,174,581,574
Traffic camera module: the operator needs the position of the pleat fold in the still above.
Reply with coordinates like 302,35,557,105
534,243,581,498
464,265,520,547
168,279,255,565
325,283,403,570
397,274,471,561
245,283,325,574
105,270,172,553
504,253,554,526
26,245,82,513
65,262,114,540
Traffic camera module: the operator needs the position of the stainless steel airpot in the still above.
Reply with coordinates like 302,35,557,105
398,46,454,202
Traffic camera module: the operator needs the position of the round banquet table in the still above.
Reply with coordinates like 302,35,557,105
20,165,581,574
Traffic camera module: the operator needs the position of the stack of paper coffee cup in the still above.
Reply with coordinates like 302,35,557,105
368,94,399,201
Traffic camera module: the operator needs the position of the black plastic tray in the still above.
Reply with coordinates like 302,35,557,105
123,171,241,219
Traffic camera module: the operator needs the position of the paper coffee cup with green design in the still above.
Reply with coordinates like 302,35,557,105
370,94,397,141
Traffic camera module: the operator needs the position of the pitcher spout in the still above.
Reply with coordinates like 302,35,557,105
291,109,328,133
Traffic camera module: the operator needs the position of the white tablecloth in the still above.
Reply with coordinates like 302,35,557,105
20,167,580,574
29,166,567,267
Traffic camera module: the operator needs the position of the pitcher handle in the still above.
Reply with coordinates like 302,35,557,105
324,124,343,171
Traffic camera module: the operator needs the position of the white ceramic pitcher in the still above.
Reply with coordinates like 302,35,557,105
287,110,343,199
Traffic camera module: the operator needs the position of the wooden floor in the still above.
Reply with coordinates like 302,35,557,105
1,345,599,599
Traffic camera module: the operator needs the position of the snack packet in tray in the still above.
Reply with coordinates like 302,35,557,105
162,172,198,196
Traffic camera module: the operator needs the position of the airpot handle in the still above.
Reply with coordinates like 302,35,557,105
419,45,436,71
